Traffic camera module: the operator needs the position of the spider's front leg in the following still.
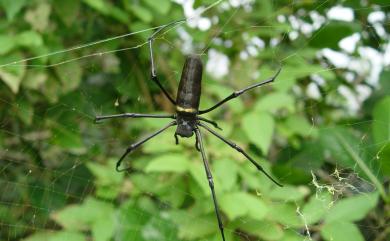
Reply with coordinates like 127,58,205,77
95,113,176,123
116,121,177,172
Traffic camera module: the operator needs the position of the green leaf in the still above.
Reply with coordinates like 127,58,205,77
24,2,51,32
266,185,309,202
145,153,189,173
302,192,332,225
377,143,390,176
372,96,390,144
50,121,85,154
16,31,43,47
87,160,123,199
178,215,217,240
325,192,379,222
49,231,86,241
142,0,171,15
267,203,303,228
0,35,16,55
279,230,306,241
242,111,275,154
52,197,115,234
189,162,210,195
255,92,295,113
52,0,80,26
53,56,82,92
238,219,284,240
0,0,27,20
0,53,26,93
129,5,153,23
309,21,361,49
214,158,238,191
321,221,364,241
280,115,317,138
82,0,128,23
15,99,34,125
220,192,268,220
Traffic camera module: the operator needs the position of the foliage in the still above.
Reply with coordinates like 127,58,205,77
0,0,389,241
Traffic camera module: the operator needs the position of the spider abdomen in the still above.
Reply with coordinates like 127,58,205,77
176,55,202,114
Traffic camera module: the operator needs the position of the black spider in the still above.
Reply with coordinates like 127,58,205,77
95,20,282,241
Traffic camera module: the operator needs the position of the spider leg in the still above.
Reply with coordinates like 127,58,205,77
194,128,226,241
95,113,175,123
198,68,281,115
199,122,283,187
197,116,222,130
116,121,177,172
148,20,185,105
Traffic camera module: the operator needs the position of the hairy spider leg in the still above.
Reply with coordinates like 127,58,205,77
95,113,176,123
116,121,177,172
198,68,282,114
199,122,283,187
148,19,186,105
195,128,226,241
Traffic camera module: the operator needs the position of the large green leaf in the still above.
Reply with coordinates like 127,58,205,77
321,221,364,241
325,192,379,222
372,96,390,144
242,111,275,154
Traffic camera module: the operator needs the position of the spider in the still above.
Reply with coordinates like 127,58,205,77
95,20,282,241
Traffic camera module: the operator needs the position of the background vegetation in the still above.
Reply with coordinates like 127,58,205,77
0,0,389,240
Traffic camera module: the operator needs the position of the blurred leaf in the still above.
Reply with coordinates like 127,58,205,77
283,115,317,138
279,230,306,241
267,203,303,228
82,0,128,23
0,53,26,93
0,0,27,20
24,231,86,241
189,161,211,195
372,96,390,144
86,160,124,199
24,2,51,32
255,92,295,113
0,35,16,55
142,0,171,15
50,122,85,154
238,219,284,240
309,21,361,49
54,57,82,92
16,31,43,47
220,192,268,220
129,5,153,23
325,192,379,222
52,197,115,240
377,143,390,176
266,185,309,202
242,111,274,154
177,215,217,240
321,221,364,241
15,99,34,125
53,0,80,26
214,158,238,191
145,153,189,173
302,192,332,225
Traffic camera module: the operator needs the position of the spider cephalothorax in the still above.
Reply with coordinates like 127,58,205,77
95,20,282,241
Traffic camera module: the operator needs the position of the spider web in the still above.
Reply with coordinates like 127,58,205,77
0,0,388,241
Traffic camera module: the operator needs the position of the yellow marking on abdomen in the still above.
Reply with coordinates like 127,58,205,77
176,106,197,113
